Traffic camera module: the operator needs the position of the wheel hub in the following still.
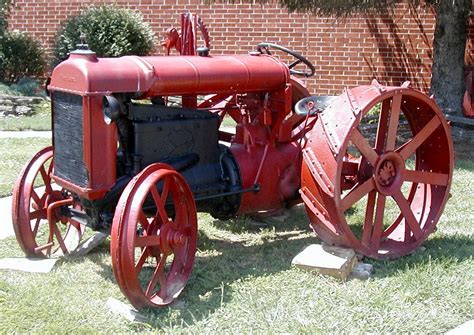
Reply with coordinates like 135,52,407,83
376,160,396,186
374,152,405,195
167,230,186,247
160,222,187,254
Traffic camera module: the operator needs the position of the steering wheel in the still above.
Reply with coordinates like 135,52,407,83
257,42,315,78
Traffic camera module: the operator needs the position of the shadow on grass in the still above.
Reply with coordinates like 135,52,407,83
141,233,316,328
208,204,311,234
79,218,315,328
367,233,474,278
75,216,473,330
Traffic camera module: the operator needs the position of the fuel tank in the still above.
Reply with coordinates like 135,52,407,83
49,52,290,96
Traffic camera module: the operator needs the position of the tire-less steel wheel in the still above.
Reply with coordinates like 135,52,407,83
111,164,197,309
300,81,454,259
12,146,84,257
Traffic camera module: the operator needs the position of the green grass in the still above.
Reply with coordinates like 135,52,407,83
0,141,472,333
0,101,51,131
0,138,51,197
220,115,237,128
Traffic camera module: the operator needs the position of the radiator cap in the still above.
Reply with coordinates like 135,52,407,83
197,46,210,57
70,33,97,60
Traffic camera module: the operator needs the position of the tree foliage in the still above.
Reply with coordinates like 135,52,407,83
0,0,9,37
53,5,155,66
250,0,438,15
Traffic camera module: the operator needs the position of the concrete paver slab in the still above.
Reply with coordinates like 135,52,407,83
106,297,148,322
0,257,59,273
0,195,14,240
446,320,474,335
70,232,108,257
0,131,52,138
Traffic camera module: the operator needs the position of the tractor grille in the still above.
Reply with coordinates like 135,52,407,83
52,92,89,188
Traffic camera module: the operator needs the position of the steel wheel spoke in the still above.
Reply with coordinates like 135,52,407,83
149,217,160,232
34,241,54,254
370,194,386,251
52,223,68,255
404,170,449,186
138,211,149,231
47,159,54,176
31,189,41,207
135,235,161,248
145,254,167,298
361,190,377,246
399,116,441,160
39,166,53,194
351,129,379,166
341,178,375,212
375,99,391,151
135,247,151,272
161,177,170,205
151,184,169,225
32,218,41,237
45,229,55,257
29,209,45,220
392,190,423,239
68,218,82,233
386,94,402,151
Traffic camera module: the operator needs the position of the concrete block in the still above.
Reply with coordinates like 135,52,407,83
170,299,187,310
292,244,357,280
0,257,58,273
106,297,148,322
271,210,291,222
69,232,108,257
350,262,374,280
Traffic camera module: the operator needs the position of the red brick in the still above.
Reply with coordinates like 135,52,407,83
5,1,473,95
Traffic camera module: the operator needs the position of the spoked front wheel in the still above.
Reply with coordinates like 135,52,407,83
111,163,197,309
12,146,84,258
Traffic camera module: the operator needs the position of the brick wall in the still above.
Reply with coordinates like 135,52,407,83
6,0,474,95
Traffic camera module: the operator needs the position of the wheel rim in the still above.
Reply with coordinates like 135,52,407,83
301,82,454,259
111,164,197,309
12,146,84,258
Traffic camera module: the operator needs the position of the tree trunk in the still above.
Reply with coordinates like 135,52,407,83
430,0,471,116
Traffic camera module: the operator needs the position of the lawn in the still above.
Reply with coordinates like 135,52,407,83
0,139,472,333
0,138,52,197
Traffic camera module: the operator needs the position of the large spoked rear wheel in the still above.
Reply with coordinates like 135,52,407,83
301,82,454,259
111,164,197,309
12,146,84,258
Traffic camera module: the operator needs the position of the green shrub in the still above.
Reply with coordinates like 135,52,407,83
53,5,155,65
0,31,46,84
10,77,44,96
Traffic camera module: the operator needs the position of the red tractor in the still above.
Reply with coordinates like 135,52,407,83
12,34,453,308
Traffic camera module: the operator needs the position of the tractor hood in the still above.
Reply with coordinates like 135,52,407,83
49,51,290,96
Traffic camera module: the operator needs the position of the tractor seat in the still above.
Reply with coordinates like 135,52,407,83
295,95,336,116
